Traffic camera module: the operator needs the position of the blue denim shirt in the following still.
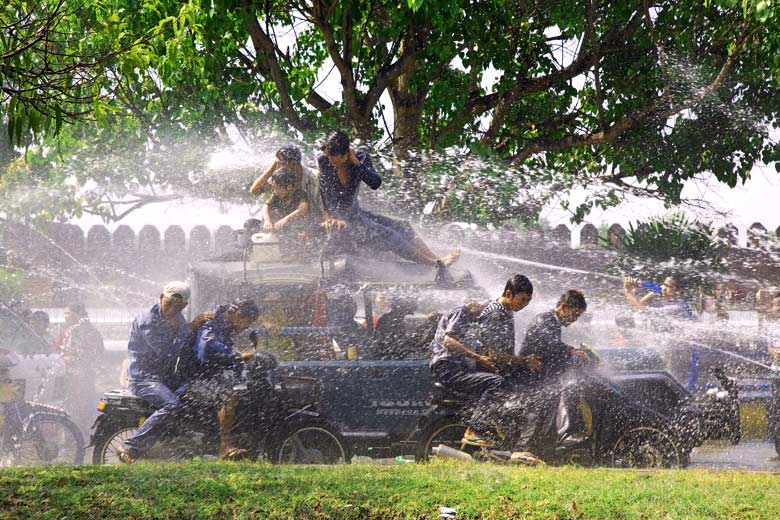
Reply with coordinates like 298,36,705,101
127,303,188,384
192,306,240,377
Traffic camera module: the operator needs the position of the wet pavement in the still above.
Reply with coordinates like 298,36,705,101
690,439,780,471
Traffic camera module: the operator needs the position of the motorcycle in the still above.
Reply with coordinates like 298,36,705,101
90,351,349,465
416,344,739,468
0,349,85,466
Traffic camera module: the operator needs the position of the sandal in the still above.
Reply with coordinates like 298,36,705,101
219,447,248,461
509,451,545,466
116,446,135,465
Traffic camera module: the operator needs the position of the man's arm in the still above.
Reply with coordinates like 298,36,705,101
624,277,651,311
250,161,277,196
261,202,273,231
195,327,238,366
442,334,496,372
352,150,382,190
277,200,309,228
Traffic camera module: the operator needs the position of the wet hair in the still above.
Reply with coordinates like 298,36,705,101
270,167,297,188
276,145,302,163
557,289,587,311
66,302,87,317
321,130,350,156
504,274,533,297
228,298,261,321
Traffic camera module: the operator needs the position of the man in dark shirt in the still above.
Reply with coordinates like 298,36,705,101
430,275,539,446
118,281,191,464
318,130,460,266
516,289,589,459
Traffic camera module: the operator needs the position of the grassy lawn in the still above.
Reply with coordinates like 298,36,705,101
1,460,777,519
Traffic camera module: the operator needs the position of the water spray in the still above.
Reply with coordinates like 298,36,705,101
459,246,624,282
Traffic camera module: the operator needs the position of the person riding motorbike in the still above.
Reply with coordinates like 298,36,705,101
430,275,540,451
513,289,590,462
184,298,262,460
116,281,191,464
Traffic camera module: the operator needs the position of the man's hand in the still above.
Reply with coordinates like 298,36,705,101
263,220,274,232
570,349,591,365
240,351,254,361
273,219,287,231
769,347,780,361
348,148,360,166
476,355,497,373
322,219,348,232
189,312,215,332
624,276,639,291
523,355,543,372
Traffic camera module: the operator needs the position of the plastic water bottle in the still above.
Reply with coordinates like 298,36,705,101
431,444,473,461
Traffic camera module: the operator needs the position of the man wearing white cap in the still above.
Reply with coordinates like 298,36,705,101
117,281,191,463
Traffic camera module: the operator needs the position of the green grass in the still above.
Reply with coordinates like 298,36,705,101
1,460,778,519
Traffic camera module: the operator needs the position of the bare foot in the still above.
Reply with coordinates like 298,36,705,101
438,248,461,267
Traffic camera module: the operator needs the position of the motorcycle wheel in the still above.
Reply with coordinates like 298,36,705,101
267,421,349,465
4,413,85,466
414,418,476,463
610,426,684,468
92,417,139,465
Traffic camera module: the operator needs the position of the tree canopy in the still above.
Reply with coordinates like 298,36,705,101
1,0,779,225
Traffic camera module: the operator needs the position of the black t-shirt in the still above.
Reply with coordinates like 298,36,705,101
519,311,574,384
268,189,307,222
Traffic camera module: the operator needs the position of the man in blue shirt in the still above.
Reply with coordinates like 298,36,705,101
188,298,261,460
118,281,191,464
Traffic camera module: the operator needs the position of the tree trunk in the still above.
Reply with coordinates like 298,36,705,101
388,79,426,213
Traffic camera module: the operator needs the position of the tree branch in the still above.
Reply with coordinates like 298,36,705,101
243,0,311,131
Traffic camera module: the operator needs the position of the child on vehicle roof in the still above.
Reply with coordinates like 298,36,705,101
262,167,310,233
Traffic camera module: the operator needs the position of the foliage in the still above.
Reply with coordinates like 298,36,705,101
2,460,780,519
607,213,726,291
2,0,780,226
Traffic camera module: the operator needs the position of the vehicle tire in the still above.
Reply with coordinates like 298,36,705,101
414,418,477,463
610,426,683,468
92,417,139,465
9,413,85,466
267,421,349,465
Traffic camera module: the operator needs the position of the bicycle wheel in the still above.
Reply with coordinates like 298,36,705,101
9,413,85,466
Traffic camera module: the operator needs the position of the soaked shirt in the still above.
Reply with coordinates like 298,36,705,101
127,303,188,384
268,189,308,224
429,305,481,370
192,306,240,378
519,310,574,384
317,151,382,219
478,300,515,355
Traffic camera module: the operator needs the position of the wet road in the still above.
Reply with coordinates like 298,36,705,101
690,439,780,471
